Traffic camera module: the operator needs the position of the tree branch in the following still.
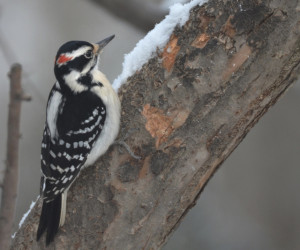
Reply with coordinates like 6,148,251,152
11,0,300,249
0,64,28,250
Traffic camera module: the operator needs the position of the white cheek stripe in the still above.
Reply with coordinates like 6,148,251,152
64,71,88,93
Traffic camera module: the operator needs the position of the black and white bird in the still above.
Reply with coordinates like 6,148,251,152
36,35,120,245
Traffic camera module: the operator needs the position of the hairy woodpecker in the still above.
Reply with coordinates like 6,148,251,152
36,35,120,245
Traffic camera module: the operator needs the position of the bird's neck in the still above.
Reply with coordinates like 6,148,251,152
57,70,89,95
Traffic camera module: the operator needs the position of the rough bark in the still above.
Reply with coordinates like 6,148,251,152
11,0,300,249
0,64,29,250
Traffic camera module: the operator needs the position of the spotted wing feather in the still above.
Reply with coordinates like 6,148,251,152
41,89,106,202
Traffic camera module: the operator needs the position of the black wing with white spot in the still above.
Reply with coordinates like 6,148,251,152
41,88,106,202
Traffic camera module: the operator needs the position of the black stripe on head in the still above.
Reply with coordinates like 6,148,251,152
56,41,92,57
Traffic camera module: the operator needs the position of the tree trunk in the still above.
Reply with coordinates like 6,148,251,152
10,0,300,249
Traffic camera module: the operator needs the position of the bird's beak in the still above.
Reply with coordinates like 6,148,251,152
94,35,115,54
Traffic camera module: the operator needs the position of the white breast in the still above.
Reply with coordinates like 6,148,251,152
84,69,121,166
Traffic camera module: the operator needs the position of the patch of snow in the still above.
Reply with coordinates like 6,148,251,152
19,197,39,228
11,196,39,238
113,0,208,90
11,232,16,239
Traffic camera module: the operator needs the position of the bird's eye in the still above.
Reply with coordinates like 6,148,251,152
84,51,93,59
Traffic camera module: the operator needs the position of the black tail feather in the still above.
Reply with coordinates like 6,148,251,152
36,200,48,241
37,194,62,246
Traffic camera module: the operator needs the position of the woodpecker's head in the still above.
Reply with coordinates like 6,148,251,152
54,35,114,93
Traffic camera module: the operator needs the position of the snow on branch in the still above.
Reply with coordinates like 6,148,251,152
11,197,39,239
112,0,208,90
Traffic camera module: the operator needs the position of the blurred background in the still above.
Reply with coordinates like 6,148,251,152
0,0,299,249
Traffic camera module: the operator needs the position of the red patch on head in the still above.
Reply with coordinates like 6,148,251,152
57,54,73,64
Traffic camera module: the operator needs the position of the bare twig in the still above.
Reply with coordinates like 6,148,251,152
114,140,142,160
0,29,46,104
0,64,29,250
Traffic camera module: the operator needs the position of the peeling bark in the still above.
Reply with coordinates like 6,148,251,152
11,0,300,249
